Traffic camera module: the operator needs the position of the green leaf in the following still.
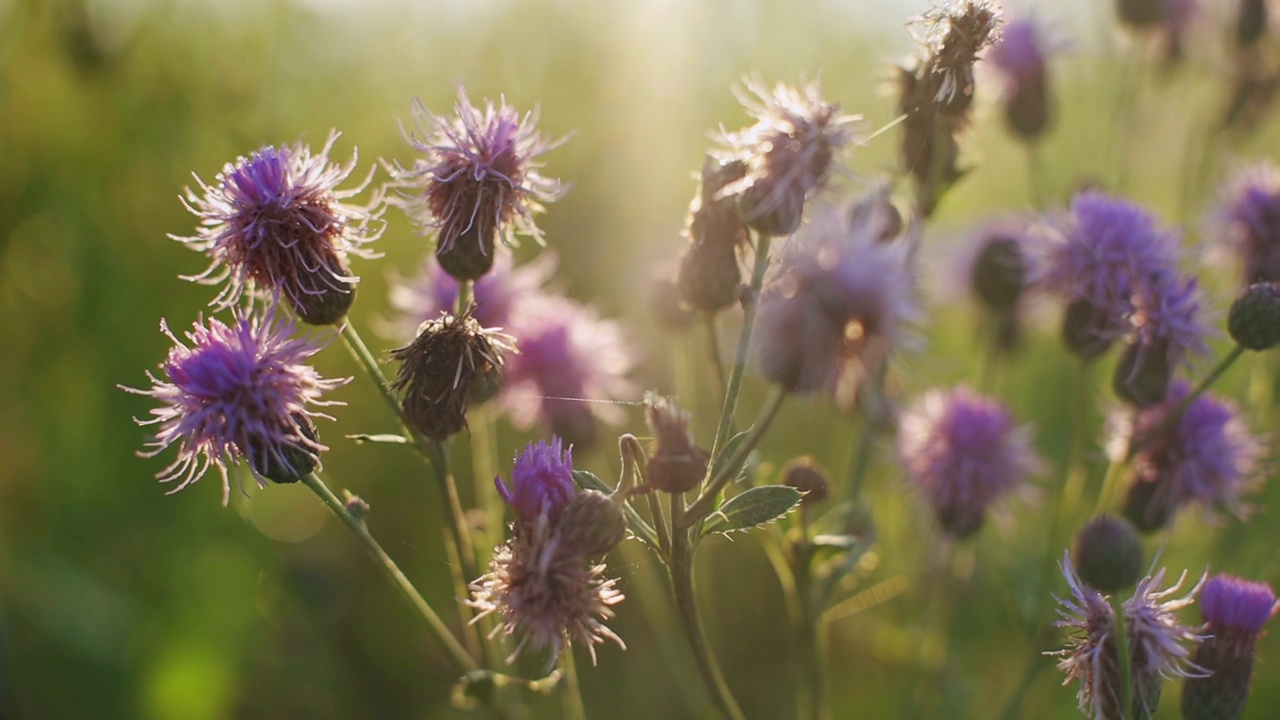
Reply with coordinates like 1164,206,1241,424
701,485,803,537
710,430,752,483
571,470,661,550
346,433,410,445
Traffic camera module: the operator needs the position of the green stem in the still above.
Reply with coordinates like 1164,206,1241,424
1093,453,1129,516
845,357,888,504
300,472,477,673
560,647,587,720
793,511,827,720
707,233,774,466
1026,142,1046,209
1126,344,1246,461
1111,594,1133,720
704,313,729,402
338,321,483,658
686,386,789,525
669,496,747,720
457,279,473,316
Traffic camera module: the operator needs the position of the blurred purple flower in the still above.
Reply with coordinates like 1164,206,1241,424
121,308,346,505
717,79,860,236
1120,381,1264,531
388,251,557,337
897,386,1041,538
1051,553,1205,719
495,438,577,527
397,87,563,277
172,131,383,323
1216,162,1280,287
755,204,917,398
990,18,1047,89
501,298,635,450
1200,575,1277,633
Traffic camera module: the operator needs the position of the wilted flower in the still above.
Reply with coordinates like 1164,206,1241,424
1216,162,1280,287
1050,553,1205,719
121,307,347,504
989,18,1054,140
897,386,1041,538
389,309,516,440
472,439,626,666
1120,381,1265,532
755,204,917,398
397,87,563,280
677,157,749,313
716,79,859,236
500,298,635,451
172,132,383,325
1183,575,1276,720
913,0,1003,112
644,394,708,494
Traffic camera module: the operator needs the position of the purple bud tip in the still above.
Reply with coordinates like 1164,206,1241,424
1201,575,1278,632
498,438,576,523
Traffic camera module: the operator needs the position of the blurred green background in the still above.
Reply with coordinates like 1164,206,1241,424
3,0,1280,718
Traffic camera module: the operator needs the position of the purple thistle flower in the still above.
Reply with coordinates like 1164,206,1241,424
469,520,625,668
172,131,383,325
388,251,557,338
495,438,577,527
1050,553,1206,719
755,204,917,398
897,386,1041,538
1121,381,1264,531
121,307,347,505
397,87,563,280
988,17,1055,140
716,79,860,236
1184,575,1277,720
500,298,635,451
1216,162,1280,287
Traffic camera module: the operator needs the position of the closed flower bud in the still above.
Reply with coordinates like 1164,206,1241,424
782,456,830,507
1182,575,1278,720
556,490,627,559
1073,515,1144,592
248,413,321,484
972,235,1029,310
292,254,357,326
1227,282,1280,350
436,226,498,281
644,394,708,494
1063,298,1121,361
677,236,742,313
1113,340,1172,407
390,310,515,440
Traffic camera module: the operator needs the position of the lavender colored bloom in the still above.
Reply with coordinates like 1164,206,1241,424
1050,553,1205,719
1216,162,1280,287
397,87,563,279
897,386,1041,538
121,308,347,504
501,298,635,450
495,438,577,526
1184,575,1277,720
388,251,557,338
717,79,859,236
172,131,383,324
755,204,917,398
1121,381,1264,531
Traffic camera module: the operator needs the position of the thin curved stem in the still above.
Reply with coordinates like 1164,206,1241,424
300,472,477,673
1111,595,1134,720
704,314,729,403
707,233,774,466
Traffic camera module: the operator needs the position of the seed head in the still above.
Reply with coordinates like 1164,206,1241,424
121,307,347,505
397,87,563,280
897,387,1041,539
389,309,515,440
913,1,1003,114
716,79,859,237
172,132,383,324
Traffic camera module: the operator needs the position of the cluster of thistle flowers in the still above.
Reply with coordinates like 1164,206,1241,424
121,87,647,666
1052,516,1277,720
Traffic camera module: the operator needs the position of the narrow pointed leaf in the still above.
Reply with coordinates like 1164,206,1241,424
701,485,803,536
346,433,410,445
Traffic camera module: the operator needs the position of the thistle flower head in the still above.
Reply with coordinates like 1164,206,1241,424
755,205,918,397
1201,575,1278,633
1050,553,1206,720
121,307,347,504
398,87,563,279
1122,381,1264,531
469,517,625,668
1216,162,1280,287
716,79,860,236
897,386,1041,538
1183,575,1277,720
496,438,577,528
389,309,516,440
500,298,635,450
172,132,383,324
